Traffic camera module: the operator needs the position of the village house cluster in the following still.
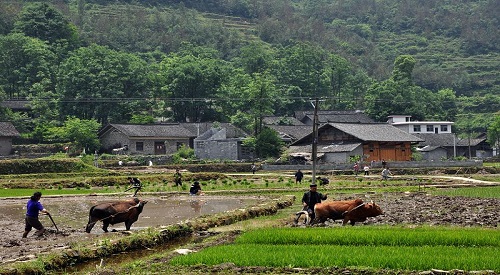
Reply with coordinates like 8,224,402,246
0,110,494,162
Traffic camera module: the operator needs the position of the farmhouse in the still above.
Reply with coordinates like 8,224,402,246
99,123,194,155
98,122,249,159
289,123,422,163
388,115,493,159
388,115,453,134
0,122,20,156
415,133,492,160
194,127,251,160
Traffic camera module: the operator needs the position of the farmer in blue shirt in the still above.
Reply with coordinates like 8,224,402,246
23,192,49,238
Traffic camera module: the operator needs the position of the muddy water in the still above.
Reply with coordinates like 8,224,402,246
1,195,256,232
0,194,260,266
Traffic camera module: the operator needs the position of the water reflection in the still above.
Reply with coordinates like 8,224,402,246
189,199,205,214
0,195,258,232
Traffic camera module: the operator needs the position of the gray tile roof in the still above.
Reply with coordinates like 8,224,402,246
289,142,362,153
266,125,312,141
0,100,31,111
262,116,305,126
104,124,195,138
414,133,485,147
0,122,20,137
179,122,248,138
329,123,423,142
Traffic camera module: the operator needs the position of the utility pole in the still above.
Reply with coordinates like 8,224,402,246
311,98,319,184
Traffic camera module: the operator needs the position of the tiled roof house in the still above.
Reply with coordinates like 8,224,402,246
290,123,422,163
0,122,20,155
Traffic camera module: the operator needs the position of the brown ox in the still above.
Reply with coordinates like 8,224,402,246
295,199,383,226
85,198,147,233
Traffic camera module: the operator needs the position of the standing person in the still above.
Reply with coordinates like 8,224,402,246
251,163,257,174
23,192,49,238
363,164,370,176
294,169,304,184
189,181,203,195
301,183,327,222
125,177,142,197
174,169,182,187
382,159,387,168
353,162,360,176
382,167,393,180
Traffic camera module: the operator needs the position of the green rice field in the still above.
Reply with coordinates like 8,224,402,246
171,226,500,272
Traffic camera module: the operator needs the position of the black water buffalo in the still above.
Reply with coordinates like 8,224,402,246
296,198,383,226
85,198,147,233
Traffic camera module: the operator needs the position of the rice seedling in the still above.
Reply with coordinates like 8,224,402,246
429,186,500,198
171,226,500,271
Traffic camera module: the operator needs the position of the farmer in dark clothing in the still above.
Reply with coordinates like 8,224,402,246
189,181,203,195
301,183,327,221
174,169,182,186
23,192,49,238
294,169,304,184
125,177,142,197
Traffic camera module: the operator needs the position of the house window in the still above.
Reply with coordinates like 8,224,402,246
196,141,205,149
440,125,448,132
413,125,421,132
136,142,144,151
426,125,434,132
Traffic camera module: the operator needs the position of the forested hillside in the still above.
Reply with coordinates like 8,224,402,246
0,0,498,150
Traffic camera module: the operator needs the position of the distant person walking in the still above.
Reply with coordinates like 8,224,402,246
295,169,304,184
382,168,393,180
353,162,360,176
382,159,387,168
174,169,182,186
23,192,49,238
363,165,370,176
251,163,257,174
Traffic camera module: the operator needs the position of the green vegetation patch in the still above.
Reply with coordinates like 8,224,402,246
171,227,500,272
171,244,499,271
428,186,500,198
235,227,500,247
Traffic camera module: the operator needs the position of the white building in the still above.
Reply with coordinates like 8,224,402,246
387,115,453,134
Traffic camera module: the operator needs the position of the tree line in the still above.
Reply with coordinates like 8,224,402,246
0,1,498,154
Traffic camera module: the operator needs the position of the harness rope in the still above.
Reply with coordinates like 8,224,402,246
295,201,368,225
87,202,142,227
341,202,366,216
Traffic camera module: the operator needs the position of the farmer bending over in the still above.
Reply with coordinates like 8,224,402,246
125,177,142,197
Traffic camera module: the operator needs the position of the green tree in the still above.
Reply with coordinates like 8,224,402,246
129,114,155,124
219,70,280,135
255,127,283,159
158,45,228,122
273,42,330,112
13,2,79,49
434,88,458,121
236,42,274,75
57,44,151,124
391,55,416,85
0,33,56,99
487,113,500,154
364,55,437,121
61,117,101,154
